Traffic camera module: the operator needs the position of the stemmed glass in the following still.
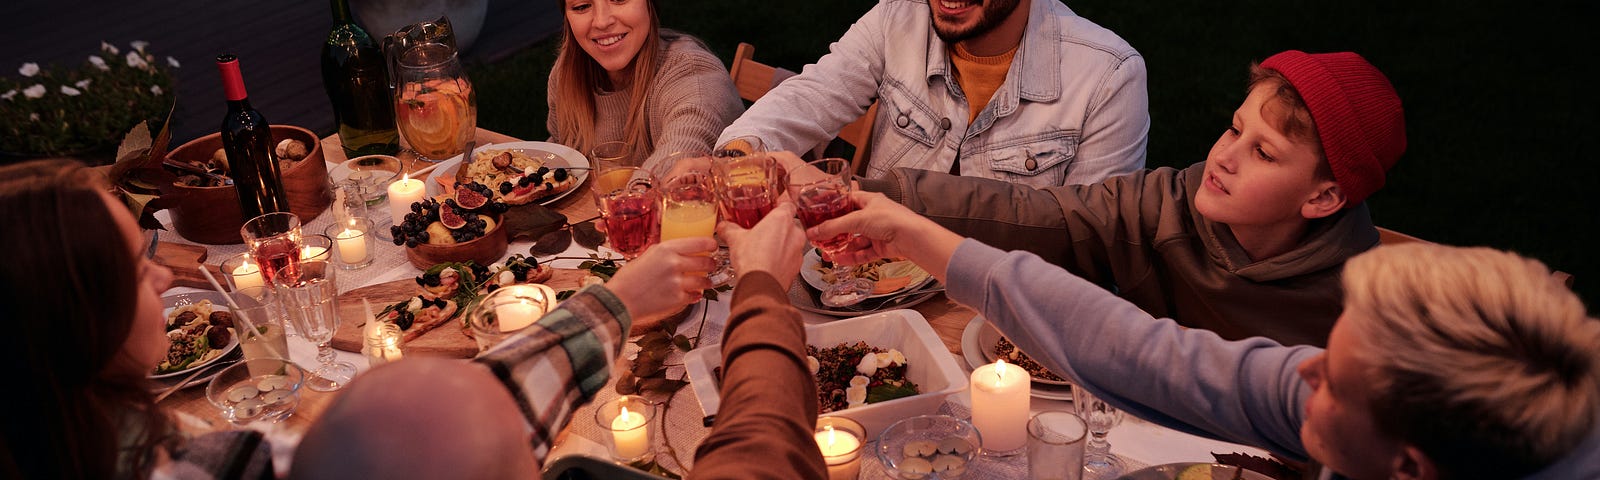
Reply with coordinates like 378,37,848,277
592,150,660,260
788,158,874,307
273,260,356,391
1074,387,1127,479
661,167,728,284
392,41,476,163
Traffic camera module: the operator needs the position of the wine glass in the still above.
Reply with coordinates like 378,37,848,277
1074,387,1127,479
392,41,476,163
273,260,357,391
788,158,874,307
592,159,661,260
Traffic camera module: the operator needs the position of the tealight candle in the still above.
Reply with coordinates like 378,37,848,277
387,175,426,225
335,228,366,263
610,403,649,460
231,259,265,291
971,359,1030,453
300,246,328,261
813,418,864,480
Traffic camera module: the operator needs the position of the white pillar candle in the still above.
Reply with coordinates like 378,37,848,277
970,359,1030,452
335,228,367,264
387,176,426,225
611,406,649,459
231,261,265,291
495,301,540,333
814,425,863,480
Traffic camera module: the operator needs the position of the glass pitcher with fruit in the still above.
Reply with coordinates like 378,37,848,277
384,16,476,163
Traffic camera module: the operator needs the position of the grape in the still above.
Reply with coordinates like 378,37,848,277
499,182,513,194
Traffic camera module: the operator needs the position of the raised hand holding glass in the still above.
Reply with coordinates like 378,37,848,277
789,158,874,307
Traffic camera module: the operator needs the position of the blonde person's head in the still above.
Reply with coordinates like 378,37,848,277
551,0,664,162
1341,243,1599,477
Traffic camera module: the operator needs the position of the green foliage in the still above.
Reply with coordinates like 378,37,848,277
1,42,177,156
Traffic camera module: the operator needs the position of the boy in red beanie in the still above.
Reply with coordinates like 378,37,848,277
788,49,1405,347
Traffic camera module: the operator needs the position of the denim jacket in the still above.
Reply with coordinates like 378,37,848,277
719,0,1149,187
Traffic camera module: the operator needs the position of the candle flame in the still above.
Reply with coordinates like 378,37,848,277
824,425,836,446
619,406,632,423
995,358,1009,381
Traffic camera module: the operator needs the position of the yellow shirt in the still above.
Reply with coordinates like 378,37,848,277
949,42,1019,123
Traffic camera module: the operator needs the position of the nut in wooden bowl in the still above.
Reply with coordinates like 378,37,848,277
163,125,330,244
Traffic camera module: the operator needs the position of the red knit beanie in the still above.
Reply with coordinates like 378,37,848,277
1260,50,1405,205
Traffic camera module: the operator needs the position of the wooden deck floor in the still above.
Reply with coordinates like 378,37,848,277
4,0,560,147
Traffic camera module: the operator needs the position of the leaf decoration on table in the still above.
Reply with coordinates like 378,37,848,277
502,203,567,241
572,221,605,249
530,229,572,256
92,106,179,230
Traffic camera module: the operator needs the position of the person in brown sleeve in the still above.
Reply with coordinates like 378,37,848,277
691,201,827,479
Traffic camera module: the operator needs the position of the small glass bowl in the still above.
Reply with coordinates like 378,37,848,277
206,358,305,426
330,154,402,205
876,414,983,479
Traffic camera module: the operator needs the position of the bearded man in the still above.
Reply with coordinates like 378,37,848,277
718,0,1148,187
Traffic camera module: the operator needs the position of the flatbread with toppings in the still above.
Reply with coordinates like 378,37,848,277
443,149,579,205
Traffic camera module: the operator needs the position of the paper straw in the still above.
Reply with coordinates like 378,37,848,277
197,266,288,361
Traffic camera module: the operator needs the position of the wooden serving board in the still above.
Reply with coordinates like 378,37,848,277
330,268,593,358
153,241,223,290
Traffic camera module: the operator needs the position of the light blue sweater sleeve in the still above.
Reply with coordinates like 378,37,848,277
945,239,1317,461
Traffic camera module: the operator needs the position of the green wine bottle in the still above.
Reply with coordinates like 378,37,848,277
321,0,399,158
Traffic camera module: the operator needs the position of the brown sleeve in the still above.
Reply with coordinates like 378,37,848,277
689,272,827,480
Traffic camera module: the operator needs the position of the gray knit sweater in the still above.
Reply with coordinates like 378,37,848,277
546,33,744,178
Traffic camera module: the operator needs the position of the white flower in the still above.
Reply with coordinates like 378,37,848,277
167,56,181,68
60,86,81,96
1,90,15,101
75,79,91,89
29,113,40,121
131,40,149,52
125,51,148,69
150,85,163,95
19,62,39,77
23,84,46,99
88,55,108,71
101,41,118,55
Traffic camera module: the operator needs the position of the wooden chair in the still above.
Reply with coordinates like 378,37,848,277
1376,227,1574,288
728,42,877,175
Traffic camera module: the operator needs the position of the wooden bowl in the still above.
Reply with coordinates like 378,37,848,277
404,215,509,269
164,125,332,244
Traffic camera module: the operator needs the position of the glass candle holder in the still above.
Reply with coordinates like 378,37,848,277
876,414,981,480
326,218,375,269
220,252,267,291
299,233,332,263
815,416,865,480
466,284,558,354
594,395,654,464
332,178,373,222
1028,410,1088,480
363,321,404,368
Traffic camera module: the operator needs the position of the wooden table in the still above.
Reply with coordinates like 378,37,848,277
160,129,976,441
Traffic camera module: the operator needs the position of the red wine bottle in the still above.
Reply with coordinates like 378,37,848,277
321,0,398,157
216,54,289,220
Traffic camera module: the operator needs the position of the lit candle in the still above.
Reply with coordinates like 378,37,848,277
387,175,426,225
814,424,863,480
300,245,328,261
335,228,367,264
493,285,556,332
231,260,265,291
611,405,649,460
970,359,1030,452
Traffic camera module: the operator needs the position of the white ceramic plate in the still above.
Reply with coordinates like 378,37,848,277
151,292,240,379
960,316,1075,400
799,248,932,299
423,141,592,205
1115,462,1272,480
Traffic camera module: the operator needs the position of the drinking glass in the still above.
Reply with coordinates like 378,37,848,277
591,140,640,168
274,260,356,391
229,286,290,367
592,163,660,260
789,158,873,307
1074,388,1126,479
714,136,764,158
240,212,303,283
710,153,782,229
1028,410,1088,480
660,170,718,242
393,41,476,163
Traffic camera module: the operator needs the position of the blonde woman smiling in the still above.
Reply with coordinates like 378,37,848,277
547,0,742,177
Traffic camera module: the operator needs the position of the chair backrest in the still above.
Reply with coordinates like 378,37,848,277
727,42,877,172
1376,227,1574,289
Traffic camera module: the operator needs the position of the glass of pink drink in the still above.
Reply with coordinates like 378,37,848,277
593,165,660,260
789,158,874,307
